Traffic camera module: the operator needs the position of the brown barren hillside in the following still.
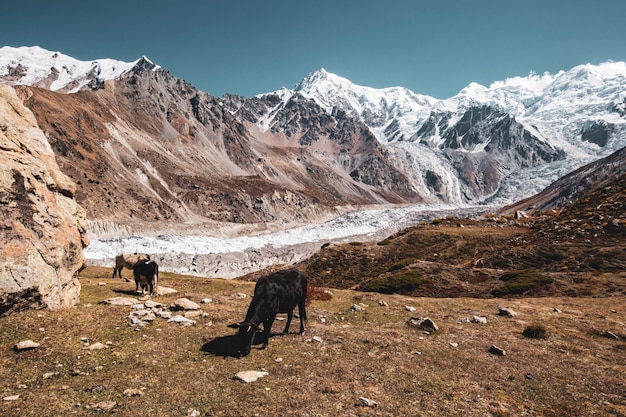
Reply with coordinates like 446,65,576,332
287,169,626,299
0,267,624,417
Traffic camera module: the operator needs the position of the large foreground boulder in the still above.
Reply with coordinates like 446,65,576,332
0,84,88,315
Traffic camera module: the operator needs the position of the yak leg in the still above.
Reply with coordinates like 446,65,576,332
262,316,276,349
113,266,123,278
298,301,307,334
282,311,293,335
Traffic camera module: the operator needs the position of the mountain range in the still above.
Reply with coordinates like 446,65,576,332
1,45,625,237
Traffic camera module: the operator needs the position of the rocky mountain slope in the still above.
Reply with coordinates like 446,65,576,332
500,144,626,214
1,46,625,239
1,47,420,237
286,65,626,204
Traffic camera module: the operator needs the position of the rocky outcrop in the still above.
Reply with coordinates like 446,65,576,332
581,120,614,147
499,144,626,215
0,84,88,315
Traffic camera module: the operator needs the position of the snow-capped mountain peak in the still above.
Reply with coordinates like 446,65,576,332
292,68,438,138
0,45,158,93
277,61,626,205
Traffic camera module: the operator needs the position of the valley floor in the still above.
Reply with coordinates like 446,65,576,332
0,267,624,416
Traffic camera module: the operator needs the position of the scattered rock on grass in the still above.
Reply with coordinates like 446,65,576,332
123,388,143,397
3,395,20,401
408,317,439,332
102,297,139,306
359,397,378,407
234,370,269,383
15,340,40,351
488,345,506,356
472,316,487,324
167,315,196,327
170,298,200,311
87,401,117,412
83,342,106,351
154,286,177,296
497,305,518,317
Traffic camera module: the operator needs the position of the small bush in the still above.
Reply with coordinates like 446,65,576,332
377,239,391,246
306,286,333,305
362,270,424,294
492,269,553,296
523,324,548,339
348,242,363,246
388,258,415,272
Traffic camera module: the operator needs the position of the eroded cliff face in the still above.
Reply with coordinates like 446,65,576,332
0,84,88,315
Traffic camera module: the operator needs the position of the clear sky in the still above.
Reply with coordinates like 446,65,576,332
2,0,624,98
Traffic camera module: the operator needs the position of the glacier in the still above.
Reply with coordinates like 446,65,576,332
84,204,493,278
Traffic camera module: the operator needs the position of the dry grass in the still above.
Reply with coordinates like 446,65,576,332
1,267,624,416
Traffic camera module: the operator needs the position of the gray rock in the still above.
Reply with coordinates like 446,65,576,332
170,298,200,311
83,342,106,351
3,395,20,401
144,300,162,308
123,388,143,397
408,317,439,332
472,316,487,324
234,370,268,383
488,345,506,356
103,297,139,306
15,340,40,350
167,315,196,326
497,305,518,317
154,286,177,296
157,310,172,319
359,397,378,407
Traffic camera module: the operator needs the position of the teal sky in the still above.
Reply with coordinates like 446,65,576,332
2,0,624,98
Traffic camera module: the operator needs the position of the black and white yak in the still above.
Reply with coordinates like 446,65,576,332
228,269,308,356
112,253,150,278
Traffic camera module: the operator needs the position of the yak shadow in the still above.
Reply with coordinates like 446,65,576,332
201,331,276,358
201,334,240,358
112,288,143,297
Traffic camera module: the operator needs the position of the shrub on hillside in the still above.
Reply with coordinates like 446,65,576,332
523,324,548,339
491,269,554,296
388,258,415,272
306,286,333,305
362,270,424,294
